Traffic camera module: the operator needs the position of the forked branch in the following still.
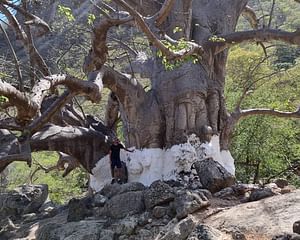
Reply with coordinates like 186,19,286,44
111,0,203,61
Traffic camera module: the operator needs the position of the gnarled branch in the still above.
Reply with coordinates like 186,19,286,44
206,29,300,54
112,0,203,61
0,79,39,121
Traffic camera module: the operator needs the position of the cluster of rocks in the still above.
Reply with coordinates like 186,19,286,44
0,159,300,240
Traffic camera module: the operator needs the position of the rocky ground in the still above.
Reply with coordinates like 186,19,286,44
1,160,300,240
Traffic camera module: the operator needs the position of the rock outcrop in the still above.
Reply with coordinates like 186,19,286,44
1,182,300,240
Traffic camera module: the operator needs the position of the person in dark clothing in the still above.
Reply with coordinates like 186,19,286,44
109,139,133,184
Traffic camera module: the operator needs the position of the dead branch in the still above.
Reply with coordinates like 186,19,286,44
33,152,80,177
242,5,259,29
239,107,300,119
0,24,23,91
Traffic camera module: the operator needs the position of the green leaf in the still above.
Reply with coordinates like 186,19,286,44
58,5,75,22
173,26,182,33
87,14,96,25
0,95,8,103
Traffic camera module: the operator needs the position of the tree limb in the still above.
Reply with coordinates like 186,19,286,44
0,23,23,91
112,0,203,61
0,78,39,121
239,107,300,119
206,28,300,54
30,125,112,173
155,0,176,27
27,91,75,134
1,0,50,35
242,5,259,29
46,74,102,102
0,3,50,76
83,17,133,73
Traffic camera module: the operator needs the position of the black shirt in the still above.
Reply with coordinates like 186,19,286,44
110,143,124,161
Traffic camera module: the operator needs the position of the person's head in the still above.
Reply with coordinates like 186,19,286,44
113,138,120,145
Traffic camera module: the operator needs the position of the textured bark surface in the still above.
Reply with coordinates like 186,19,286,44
96,0,248,148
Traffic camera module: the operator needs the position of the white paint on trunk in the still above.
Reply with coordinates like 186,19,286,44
90,135,235,192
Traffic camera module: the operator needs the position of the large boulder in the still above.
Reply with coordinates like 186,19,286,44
156,216,197,240
174,189,210,219
99,182,146,199
143,181,175,209
104,191,145,219
0,184,48,217
194,158,235,193
67,197,93,222
249,187,278,202
36,221,113,240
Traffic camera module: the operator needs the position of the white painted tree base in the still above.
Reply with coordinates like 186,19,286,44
90,135,235,192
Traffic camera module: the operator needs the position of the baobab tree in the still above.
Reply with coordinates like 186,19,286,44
0,0,299,179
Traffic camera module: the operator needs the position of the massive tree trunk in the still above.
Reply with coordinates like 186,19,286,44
103,0,248,149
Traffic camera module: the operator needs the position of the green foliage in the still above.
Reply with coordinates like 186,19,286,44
208,35,226,42
273,45,300,70
87,14,96,25
226,44,300,186
157,38,199,70
173,26,182,34
8,152,88,204
0,95,8,103
57,5,75,22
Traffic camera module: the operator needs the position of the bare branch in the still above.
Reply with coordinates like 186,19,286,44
47,74,102,102
89,0,112,19
33,153,80,177
111,0,203,61
27,91,75,134
0,79,39,121
1,0,50,34
268,0,276,28
83,17,133,73
0,23,23,91
240,107,300,119
0,3,50,76
155,0,176,27
0,4,28,42
0,153,31,169
242,5,259,29
206,29,300,54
